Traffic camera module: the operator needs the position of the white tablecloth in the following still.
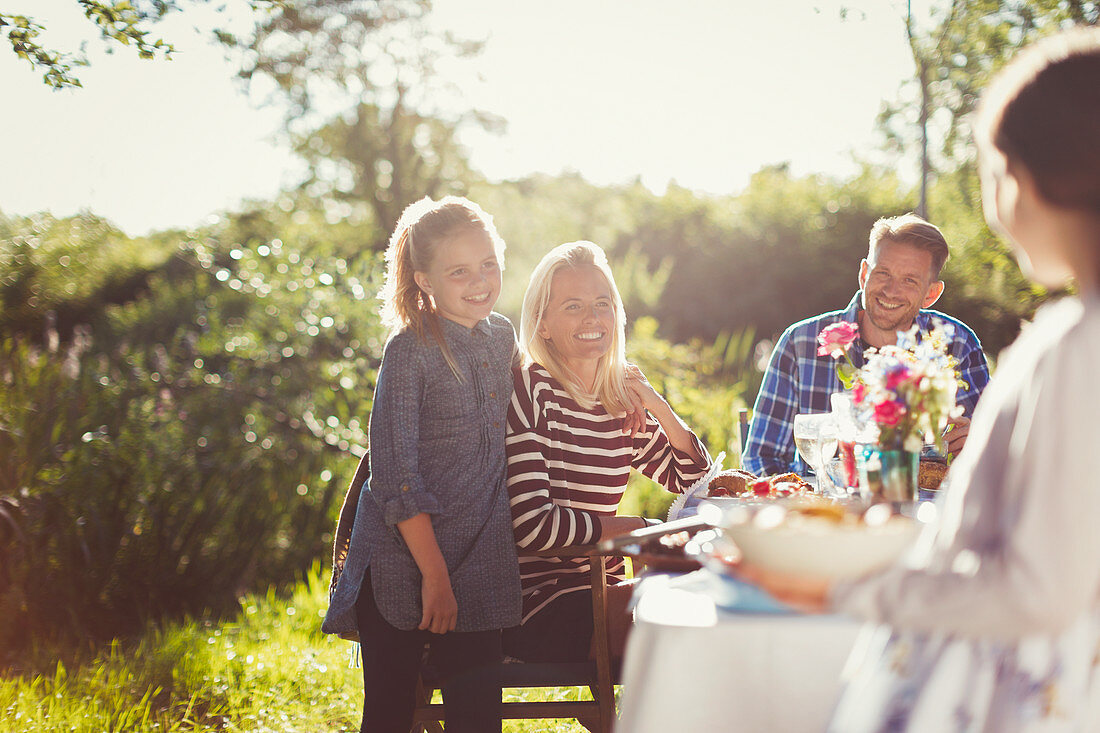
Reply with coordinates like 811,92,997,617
616,573,863,733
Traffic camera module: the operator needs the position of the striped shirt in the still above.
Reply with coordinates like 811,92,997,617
506,363,710,622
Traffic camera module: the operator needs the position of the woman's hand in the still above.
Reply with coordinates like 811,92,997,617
733,562,831,614
624,363,663,413
620,364,649,435
419,570,459,634
598,514,650,539
623,363,705,462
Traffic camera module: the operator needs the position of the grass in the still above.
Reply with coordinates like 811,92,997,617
0,564,595,732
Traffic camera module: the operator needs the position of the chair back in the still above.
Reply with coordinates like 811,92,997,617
411,546,618,733
738,407,750,454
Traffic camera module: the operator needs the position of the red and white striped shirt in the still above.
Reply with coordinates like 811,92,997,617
506,364,710,621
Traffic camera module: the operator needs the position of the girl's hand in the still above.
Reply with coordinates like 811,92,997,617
733,562,831,614
419,572,458,634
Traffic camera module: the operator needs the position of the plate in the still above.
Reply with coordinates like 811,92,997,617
718,504,922,581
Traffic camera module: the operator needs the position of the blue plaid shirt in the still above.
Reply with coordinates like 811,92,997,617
742,292,991,476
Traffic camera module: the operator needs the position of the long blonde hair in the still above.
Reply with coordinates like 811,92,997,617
520,241,630,414
379,196,506,376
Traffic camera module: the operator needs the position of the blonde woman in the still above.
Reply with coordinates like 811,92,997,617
502,240,710,663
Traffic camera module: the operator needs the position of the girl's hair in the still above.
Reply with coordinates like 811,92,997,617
975,27,1100,216
379,196,506,376
520,241,631,414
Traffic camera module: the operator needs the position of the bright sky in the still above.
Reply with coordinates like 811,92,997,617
0,0,924,236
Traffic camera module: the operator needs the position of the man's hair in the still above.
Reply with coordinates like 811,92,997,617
868,213,950,279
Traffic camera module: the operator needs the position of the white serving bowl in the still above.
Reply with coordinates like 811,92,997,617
719,503,922,581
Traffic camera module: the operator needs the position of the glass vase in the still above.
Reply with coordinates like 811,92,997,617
856,446,919,503
830,393,875,493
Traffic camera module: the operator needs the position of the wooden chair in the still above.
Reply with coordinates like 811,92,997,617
329,454,620,731
410,545,620,733
738,407,750,454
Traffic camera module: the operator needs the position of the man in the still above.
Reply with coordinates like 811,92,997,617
743,213,991,477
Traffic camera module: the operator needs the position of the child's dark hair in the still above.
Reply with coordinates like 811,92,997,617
977,28,1100,216
379,196,506,376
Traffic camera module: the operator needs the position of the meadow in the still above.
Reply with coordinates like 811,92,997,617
0,562,594,733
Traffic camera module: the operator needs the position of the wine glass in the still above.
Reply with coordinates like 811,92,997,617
816,421,843,496
792,412,836,492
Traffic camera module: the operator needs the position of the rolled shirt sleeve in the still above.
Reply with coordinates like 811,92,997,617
367,335,441,526
947,323,991,419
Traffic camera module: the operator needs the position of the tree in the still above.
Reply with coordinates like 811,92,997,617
877,0,1099,217
1,1,281,89
225,0,499,245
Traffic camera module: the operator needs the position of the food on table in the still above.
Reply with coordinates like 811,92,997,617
783,495,847,523
769,472,804,486
707,469,813,499
721,499,919,580
918,458,948,490
707,469,756,496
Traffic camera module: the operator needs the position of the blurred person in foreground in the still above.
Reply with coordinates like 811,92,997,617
743,213,991,476
740,28,1100,732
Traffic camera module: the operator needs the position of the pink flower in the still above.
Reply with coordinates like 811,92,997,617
885,367,912,390
873,400,905,426
817,321,859,358
851,382,867,404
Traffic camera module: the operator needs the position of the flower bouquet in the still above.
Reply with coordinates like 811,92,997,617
818,320,962,453
818,321,963,500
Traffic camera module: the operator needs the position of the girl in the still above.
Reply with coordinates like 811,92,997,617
503,240,711,664
322,196,521,733
740,28,1100,732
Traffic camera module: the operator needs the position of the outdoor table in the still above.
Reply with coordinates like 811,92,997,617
616,572,863,733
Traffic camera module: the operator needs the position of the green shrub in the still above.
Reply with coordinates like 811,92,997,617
0,212,386,656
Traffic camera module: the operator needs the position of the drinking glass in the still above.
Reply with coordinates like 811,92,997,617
830,393,870,495
816,420,841,496
792,412,836,492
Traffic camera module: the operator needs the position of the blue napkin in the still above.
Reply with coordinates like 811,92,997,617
699,569,797,615
640,568,796,615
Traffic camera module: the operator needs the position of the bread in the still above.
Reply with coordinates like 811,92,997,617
919,458,948,490
708,469,757,497
769,472,806,487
